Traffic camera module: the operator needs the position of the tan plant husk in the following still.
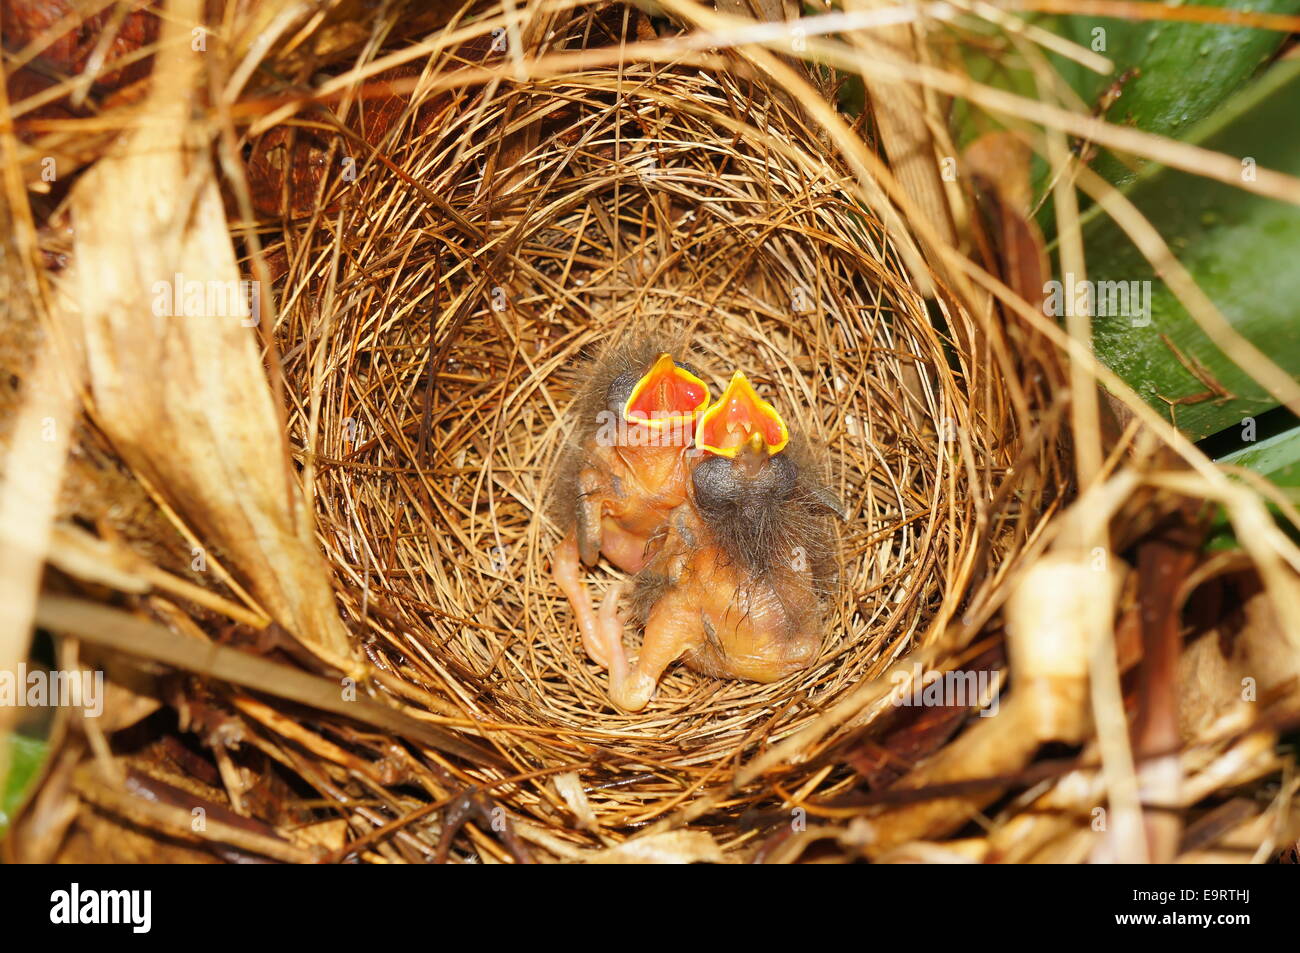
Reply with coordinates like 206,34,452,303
3,0,1299,864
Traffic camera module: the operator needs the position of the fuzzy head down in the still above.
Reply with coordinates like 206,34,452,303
629,433,840,630
548,329,704,528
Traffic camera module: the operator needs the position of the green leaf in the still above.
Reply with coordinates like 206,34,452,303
1,733,49,839
1082,56,1300,441
1050,0,1300,191
1217,423,1300,486
1204,419,1300,549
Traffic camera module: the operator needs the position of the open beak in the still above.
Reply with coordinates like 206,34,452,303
695,371,789,457
623,353,711,429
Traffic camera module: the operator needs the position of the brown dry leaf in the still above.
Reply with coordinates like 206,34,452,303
844,703,972,788
2,0,160,92
56,0,355,666
0,340,77,796
80,650,163,735
1178,796,1300,864
964,131,1035,214
842,648,1003,789
552,771,599,833
288,817,350,853
860,702,1040,855
56,805,223,864
874,838,986,863
246,59,471,218
862,543,1121,854
46,521,151,593
71,763,316,863
1005,552,1118,743
1179,579,1300,742
850,0,957,249
1132,517,1203,861
583,829,727,864
965,131,1050,312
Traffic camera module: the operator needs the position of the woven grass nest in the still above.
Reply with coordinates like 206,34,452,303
11,0,1298,865
268,9,1051,825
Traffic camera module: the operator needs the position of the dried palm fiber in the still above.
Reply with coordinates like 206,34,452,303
0,0,1102,863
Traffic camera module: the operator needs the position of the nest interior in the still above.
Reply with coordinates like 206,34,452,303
263,6,1030,827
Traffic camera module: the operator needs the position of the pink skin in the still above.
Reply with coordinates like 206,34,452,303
551,442,690,698
579,503,821,713
558,370,820,713
551,404,699,705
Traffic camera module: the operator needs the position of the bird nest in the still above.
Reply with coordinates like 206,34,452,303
5,0,1108,864
267,8,1045,825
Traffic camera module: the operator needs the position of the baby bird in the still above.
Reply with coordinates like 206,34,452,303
550,335,711,674
595,371,838,712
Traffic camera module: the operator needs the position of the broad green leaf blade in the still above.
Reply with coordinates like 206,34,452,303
1050,0,1300,192
1217,423,1300,486
1,733,49,839
1031,0,1298,236
1205,419,1300,549
1083,57,1300,441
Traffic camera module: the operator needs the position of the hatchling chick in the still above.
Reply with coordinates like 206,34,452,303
591,370,838,712
550,334,712,674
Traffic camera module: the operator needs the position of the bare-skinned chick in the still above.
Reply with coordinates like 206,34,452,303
590,371,837,712
550,335,712,673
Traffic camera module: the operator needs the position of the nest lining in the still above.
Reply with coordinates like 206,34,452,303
266,16,1016,824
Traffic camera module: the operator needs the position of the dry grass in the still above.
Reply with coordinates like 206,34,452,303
2,0,1297,863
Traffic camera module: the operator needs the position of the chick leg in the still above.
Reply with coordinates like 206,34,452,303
607,589,701,713
596,582,630,686
551,531,610,667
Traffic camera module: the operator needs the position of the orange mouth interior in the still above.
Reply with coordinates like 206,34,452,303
696,371,789,456
623,354,710,428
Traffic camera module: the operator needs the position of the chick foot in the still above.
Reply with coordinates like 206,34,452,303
595,582,630,681
590,583,659,713
552,531,606,665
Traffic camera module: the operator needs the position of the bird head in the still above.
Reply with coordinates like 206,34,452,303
692,371,796,528
695,371,789,457
605,353,710,446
